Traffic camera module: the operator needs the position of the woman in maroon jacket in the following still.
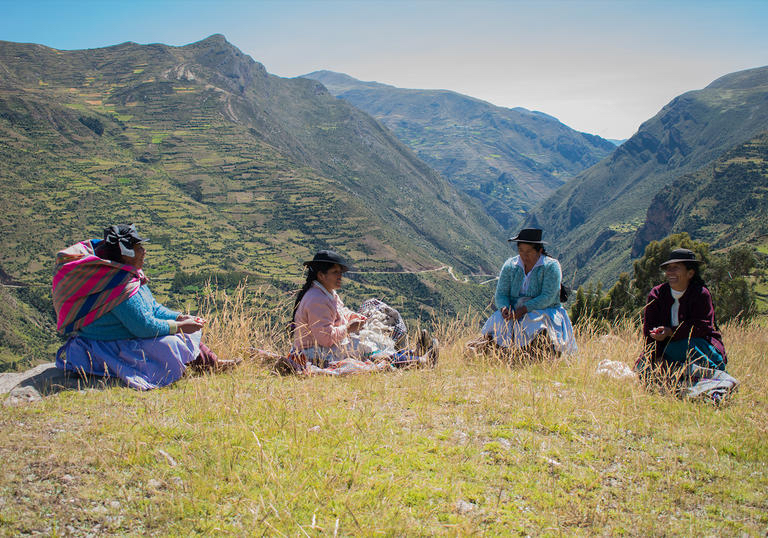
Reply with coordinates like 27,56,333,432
639,248,727,375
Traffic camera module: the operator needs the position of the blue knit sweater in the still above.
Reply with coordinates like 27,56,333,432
494,255,562,311
77,285,180,341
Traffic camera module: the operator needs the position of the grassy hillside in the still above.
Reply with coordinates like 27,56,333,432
0,285,59,373
633,131,768,254
0,36,509,370
527,65,768,286
304,70,616,231
1,288,765,535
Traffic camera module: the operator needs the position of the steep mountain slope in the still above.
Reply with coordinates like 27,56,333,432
633,131,768,253
526,65,768,285
303,71,616,231
0,36,508,368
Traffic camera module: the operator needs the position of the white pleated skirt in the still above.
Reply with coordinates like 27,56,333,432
481,307,577,354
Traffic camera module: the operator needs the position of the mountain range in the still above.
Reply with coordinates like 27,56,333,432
303,70,616,231
0,35,508,368
526,65,768,285
633,130,768,255
1,33,767,370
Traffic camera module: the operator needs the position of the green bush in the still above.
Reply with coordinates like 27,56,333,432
571,233,758,325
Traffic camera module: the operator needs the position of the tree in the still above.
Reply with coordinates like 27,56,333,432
603,272,638,322
705,245,757,322
569,233,758,325
630,233,711,307
570,281,608,325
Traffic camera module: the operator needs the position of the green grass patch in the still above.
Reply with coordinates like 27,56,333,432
2,292,766,534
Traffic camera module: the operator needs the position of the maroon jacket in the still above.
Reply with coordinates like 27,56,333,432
642,281,727,364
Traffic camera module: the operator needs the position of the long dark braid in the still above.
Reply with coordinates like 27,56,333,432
290,261,334,337
684,261,706,288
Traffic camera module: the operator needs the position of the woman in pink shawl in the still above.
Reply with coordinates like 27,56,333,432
288,250,438,369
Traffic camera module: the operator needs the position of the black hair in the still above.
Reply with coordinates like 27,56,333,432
94,240,123,263
290,261,337,337
683,260,707,288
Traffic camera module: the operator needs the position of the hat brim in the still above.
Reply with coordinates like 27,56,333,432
303,260,351,272
660,258,701,267
508,238,547,244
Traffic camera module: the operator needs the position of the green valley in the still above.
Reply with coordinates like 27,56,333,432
304,70,616,231
0,36,508,370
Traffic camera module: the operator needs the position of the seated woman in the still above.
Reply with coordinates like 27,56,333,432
53,224,223,390
475,228,577,356
288,250,437,370
637,248,727,384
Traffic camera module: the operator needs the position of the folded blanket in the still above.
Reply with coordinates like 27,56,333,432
682,364,739,404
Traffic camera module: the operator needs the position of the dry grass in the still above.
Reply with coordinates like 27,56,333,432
1,286,766,535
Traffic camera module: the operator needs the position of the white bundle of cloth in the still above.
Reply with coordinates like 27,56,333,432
348,307,397,358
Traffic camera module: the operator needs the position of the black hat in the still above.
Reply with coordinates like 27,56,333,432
303,250,352,272
508,228,546,244
103,223,148,257
660,248,701,267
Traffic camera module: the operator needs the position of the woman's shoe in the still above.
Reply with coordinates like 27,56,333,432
428,338,439,368
416,329,430,356
466,334,493,354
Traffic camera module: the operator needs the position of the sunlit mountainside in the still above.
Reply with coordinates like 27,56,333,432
0,35,509,369
526,65,768,285
304,70,616,231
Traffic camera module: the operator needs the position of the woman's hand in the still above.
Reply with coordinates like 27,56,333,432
347,319,366,334
649,326,672,341
346,312,367,334
177,314,206,323
502,306,528,321
177,318,204,334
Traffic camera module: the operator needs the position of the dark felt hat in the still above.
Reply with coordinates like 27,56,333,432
303,250,352,272
103,223,148,257
508,228,546,244
660,248,701,267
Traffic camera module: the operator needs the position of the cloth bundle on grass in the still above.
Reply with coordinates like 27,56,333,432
679,364,739,403
635,357,739,405
358,298,408,349
52,240,144,334
596,359,636,380
252,349,395,376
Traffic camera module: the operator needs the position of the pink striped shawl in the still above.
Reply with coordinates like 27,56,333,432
52,240,145,334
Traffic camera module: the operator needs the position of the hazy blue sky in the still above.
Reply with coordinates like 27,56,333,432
2,0,766,139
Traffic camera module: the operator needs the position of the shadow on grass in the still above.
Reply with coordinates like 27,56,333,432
1,362,124,406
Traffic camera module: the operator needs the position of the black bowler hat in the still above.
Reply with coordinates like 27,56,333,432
303,250,352,272
660,248,701,267
508,228,546,244
103,223,148,257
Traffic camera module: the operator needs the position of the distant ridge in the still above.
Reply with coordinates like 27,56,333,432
632,130,768,255
525,65,768,285
303,70,616,231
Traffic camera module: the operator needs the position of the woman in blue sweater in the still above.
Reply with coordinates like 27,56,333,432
54,224,222,390
478,228,576,356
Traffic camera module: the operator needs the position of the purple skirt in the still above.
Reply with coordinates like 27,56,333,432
56,332,201,390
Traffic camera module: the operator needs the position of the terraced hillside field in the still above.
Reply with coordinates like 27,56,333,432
0,35,507,369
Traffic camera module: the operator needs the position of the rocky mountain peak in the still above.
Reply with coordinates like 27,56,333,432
181,34,267,94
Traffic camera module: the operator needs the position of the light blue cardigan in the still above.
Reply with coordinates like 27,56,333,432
494,255,562,311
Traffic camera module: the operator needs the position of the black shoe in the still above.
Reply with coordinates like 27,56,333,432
416,329,429,356
428,338,439,368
